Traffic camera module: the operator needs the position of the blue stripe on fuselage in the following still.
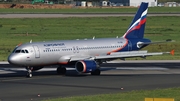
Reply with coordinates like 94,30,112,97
117,38,151,52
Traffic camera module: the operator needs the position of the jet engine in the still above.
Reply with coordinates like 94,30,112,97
75,60,98,73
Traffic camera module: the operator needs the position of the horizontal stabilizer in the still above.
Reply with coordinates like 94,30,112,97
137,39,175,48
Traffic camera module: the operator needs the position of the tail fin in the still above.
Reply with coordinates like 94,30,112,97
123,2,148,39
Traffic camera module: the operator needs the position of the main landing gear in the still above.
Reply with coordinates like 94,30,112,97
26,67,33,78
91,69,101,75
25,66,100,77
57,66,66,75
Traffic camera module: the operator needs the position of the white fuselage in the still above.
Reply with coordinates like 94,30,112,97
8,37,136,67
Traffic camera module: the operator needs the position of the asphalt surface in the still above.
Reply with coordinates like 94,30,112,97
1,13,180,18
0,60,180,101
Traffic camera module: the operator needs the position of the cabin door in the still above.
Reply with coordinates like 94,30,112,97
33,45,40,58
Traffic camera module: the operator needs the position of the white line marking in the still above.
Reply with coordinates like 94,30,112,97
116,67,169,70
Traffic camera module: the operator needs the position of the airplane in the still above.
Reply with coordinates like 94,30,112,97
8,2,174,78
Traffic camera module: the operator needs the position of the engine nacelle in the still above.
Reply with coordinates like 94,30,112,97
75,60,98,73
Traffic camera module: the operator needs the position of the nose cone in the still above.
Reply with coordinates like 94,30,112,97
8,54,19,65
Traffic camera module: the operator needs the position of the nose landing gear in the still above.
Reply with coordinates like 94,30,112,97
26,67,33,78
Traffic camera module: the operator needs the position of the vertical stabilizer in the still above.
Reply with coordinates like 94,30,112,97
123,2,148,39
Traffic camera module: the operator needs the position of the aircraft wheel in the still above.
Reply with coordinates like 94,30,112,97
91,69,101,75
26,67,33,78
57,67,66,75
27,73,32,78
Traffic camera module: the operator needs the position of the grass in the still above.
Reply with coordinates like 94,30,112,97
44,87,180,101
0,16,180,61
0,7,180,13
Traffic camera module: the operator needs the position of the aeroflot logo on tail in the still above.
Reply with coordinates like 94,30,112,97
123,8,148,38
44,43,65,47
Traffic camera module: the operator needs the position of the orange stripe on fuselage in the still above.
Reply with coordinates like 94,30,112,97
107,39,128,55
58,62,68,65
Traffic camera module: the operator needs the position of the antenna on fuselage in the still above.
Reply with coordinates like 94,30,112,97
30,39,32,43
93,36,95,40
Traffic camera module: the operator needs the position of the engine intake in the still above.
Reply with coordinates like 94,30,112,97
75,60,98,73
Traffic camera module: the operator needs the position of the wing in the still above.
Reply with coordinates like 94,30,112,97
95,50,173,60
70,50,174,62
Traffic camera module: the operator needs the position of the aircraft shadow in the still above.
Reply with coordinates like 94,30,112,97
0,69,141,78
0,62,180,78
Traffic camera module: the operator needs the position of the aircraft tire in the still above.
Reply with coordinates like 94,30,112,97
57,67,66,75
91,69,101,75
26,73,32,78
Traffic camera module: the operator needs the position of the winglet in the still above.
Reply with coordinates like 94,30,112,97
170,49,175,56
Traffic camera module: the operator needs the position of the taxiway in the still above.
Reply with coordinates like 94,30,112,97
0,60,180,101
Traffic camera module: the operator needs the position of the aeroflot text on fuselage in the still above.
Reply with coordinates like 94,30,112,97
44,43,65,47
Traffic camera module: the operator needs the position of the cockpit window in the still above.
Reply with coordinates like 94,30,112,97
25,50,29,53
14,49,29,53
21,50,25,53
15,50,21,53
12,47,18,53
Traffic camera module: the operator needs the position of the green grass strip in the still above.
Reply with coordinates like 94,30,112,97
0,16,179,61
44,87,180,101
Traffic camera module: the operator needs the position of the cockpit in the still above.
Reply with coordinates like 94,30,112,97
14,49,29,53
12,47,29,53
